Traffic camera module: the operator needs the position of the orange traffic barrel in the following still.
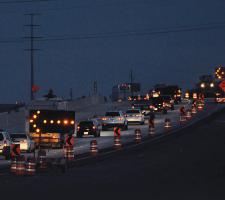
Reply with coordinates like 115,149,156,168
114,136,122,149
164,118,172,129
37,150,47,170
135,129,142,143
186,109,192,120
10,156,17,174
149,127,155,135
16,155,26,176
64,146,74,161
191,106,197,114
179,114,186,124
26,157,36,176
198,103,203,110
90,140,98,156
149,119,155,135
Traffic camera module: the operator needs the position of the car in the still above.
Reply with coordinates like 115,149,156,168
102,111,128,131
150,97,168,114
77,120,101,138
132,100,152,116
10,133,35,153
160,95,175,110
125,109,145,125
0,131,12,159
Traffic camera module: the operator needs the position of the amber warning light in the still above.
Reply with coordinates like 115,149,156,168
29,110,75,134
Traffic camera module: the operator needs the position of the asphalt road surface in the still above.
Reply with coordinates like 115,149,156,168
1,105,225,199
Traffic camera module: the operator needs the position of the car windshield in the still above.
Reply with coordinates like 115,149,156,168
10,134,27,139
105,112,120,117
126,110,140,114
79,121,93,126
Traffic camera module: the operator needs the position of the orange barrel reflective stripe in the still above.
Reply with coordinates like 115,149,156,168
10,156,17,174
26,157,36,176
64,146,74,161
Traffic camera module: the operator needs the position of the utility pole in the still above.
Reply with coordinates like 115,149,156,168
24,13,41,101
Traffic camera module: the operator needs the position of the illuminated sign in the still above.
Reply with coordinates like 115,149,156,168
29,110,75,134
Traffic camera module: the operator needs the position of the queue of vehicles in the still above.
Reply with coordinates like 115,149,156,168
0,85,182,158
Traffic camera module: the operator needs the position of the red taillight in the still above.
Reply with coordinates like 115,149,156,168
93,126,96,129
77,126,80,130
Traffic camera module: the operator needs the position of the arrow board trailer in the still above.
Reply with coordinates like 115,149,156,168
29,110,76,148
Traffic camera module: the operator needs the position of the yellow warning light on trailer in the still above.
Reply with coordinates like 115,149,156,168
33,114,37,119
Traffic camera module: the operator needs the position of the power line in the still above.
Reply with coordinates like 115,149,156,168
0,0,54,4
0,21,224,44
39,22,225,42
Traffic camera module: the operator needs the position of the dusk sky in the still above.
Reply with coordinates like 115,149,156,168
0,0,225,103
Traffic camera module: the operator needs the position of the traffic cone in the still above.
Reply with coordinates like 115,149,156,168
135,129,142,143
90,140,98,156
164,118,172,129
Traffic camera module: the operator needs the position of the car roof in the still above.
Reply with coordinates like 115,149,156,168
106,111,121,112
